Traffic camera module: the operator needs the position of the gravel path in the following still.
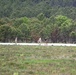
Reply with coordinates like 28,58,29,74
0,43,76,46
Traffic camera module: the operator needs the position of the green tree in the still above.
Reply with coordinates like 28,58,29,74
40,25,52,39
55,15,73,42
18,23,30,42
0,25,17,42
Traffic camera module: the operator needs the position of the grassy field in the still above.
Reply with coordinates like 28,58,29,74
0,45,76,75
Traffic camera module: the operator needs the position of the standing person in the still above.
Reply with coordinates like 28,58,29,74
38,37,42,43
15,37,17,44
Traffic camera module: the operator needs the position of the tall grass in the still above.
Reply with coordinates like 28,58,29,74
0,46,76,75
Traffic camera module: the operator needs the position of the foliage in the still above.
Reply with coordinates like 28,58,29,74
0,0,76,19
0,25,17,42
37,13,45,21
0,0,76,43
18,23,30,40
0,15,76,43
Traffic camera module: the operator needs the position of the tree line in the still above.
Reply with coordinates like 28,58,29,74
0,0,76,43
0,0,76,20
0,14,76,43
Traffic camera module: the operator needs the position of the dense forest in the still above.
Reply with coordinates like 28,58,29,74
0,0,76,19
0,0,76,43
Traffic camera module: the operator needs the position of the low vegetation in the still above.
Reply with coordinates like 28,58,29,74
0,45,76,75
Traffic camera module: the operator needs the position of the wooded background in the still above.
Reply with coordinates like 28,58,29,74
0,0,76,43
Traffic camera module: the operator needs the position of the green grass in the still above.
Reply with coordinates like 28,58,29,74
0,45,76,75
